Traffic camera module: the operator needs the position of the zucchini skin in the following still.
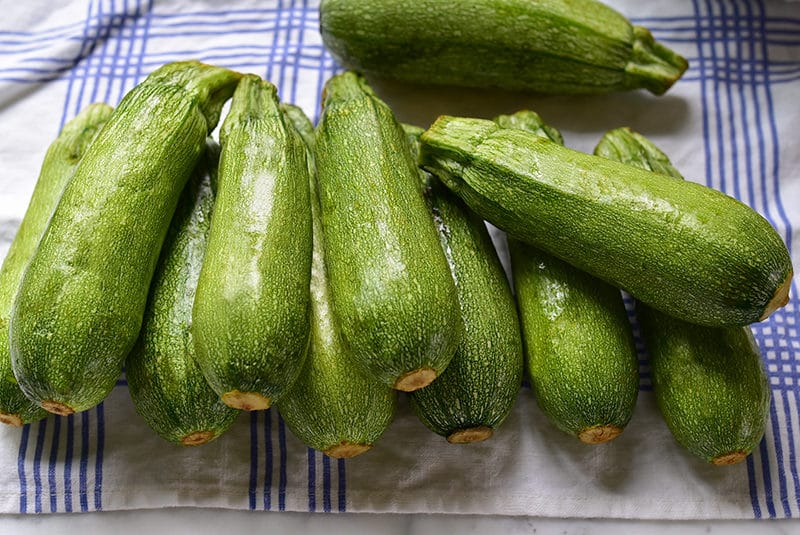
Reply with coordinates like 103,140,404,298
595,128,770,465
126,140,240,446
511,241,639,443
276,104,396,458
192,75,312,411
320,0,688,95
418,116,793,327
314,72,462,391
0,103,113,426
501,111,638,443
10,61,241,415
405,127,523,443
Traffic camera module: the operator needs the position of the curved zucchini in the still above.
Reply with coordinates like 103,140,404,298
320,0,688,95
314,71,461,391
126,140,240,446
276,104,396,458
10,61,241,415
0,103,113,426
501,111,638,443
419,116,793,327
192,75,312,411
405,126,523,444
595,127,770,465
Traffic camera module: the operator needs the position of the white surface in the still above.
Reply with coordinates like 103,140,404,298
0,509,799,535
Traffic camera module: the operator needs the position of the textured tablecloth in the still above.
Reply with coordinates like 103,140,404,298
0,0,798,519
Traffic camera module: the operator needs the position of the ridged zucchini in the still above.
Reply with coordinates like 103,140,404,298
320,0,688,95
314,71,461,391
10,61,241,415
276,104,396,458
126,140,240,446
595,128,770,465
0,103,113,426
418,116,793,327
404,126,523,444
502,111,638,443
192,75,312,411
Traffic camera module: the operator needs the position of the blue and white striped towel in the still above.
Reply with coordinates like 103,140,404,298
0,0,798,520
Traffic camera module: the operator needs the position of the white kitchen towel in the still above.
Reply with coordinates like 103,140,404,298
0,0,799,520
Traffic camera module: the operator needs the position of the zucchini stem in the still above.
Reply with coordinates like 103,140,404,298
624,26,689,95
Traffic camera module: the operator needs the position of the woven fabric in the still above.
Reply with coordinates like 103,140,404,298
0,0,798,519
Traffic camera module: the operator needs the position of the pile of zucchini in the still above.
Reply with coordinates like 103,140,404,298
0,0,794,469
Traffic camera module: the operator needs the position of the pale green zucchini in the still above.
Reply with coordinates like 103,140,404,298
320,0,688,94
418,116,793,327
501,111,638,444
276,104,396,458
126,140,240,446
595,127,770,465
10,61,241,415
192,75,312,411
0,103,113,426
314,71,462,391
405,126,524,444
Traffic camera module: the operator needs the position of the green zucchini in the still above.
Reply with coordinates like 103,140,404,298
276,104,396,458
418,116,793,327
319,0,688,95
595,127,770,465
192,75,312,411
314,71,462,391
126,139,240,446
0,103,113,426
500,111,638,443
10,61,241,416
404,126,523,444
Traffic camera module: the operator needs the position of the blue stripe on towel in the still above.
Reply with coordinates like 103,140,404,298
264,408,273,511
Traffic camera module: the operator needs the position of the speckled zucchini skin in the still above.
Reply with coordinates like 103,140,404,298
499,111,638,443
595,127,770,464
192,75,312,410
419,116,793,327
314,72,461,391
10,61,241,415
276,104,396,458
0,103,113,426
320,0,688,95
404,126,523,443
126,140,240,446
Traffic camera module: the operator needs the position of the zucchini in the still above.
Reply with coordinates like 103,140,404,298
276,104,396,458
418,116,793,327
405,126,524,444
126,140,240,446
0,103,113,426
314,72,462,391
319,0,688,95
595,127,770,465
10,61,241,415
192,75,312,411
501,111,638,443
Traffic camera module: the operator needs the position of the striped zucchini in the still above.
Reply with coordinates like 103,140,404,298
595,128,770,465
502,111,638,443
0,103,113,426
418,117,793,327
10,61,241,415
320,0,688,95
276,104,396,458
314,71,462,391
126,140,240,446
192,75,312,411
405,126,523,444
